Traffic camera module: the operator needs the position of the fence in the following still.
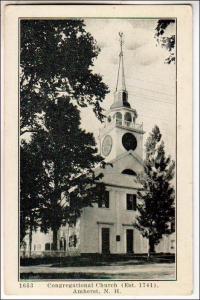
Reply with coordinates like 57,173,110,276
20,249,80,258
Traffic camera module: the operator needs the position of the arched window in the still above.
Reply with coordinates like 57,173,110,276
122,169,137,176
124,112,132,127
115,112,122,125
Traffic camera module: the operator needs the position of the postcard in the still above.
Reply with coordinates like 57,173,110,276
2,2,193,297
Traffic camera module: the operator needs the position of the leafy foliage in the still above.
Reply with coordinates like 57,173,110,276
30,98,105,236
20,19,109,135
135,126,175,253
155,19,176,64
20,20,108,249
20,141,47,244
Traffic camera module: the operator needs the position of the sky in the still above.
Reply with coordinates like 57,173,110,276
79,19,176,159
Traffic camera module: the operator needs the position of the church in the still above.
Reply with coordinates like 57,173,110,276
21,34,175,257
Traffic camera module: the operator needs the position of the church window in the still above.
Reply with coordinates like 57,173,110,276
115,112,122,126
126,194,137,211
69,235,77,247
122,169,137,176
98,191,109,208
116,235,120,241
45,243,50,251
124,112,132,127
60,238,66,251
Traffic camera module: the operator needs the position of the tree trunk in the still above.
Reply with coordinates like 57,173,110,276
148,236,155,258
52,228,58,251
52,167,60,252
20,212,26,245
29,225,33,257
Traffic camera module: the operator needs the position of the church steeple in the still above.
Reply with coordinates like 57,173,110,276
99,33,144,162
111,32,131,110
115,32,126,92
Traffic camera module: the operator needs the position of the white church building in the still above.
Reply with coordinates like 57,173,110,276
21,34,175,257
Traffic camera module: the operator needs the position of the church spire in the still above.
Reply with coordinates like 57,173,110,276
115,32,126,92
110,32,131,110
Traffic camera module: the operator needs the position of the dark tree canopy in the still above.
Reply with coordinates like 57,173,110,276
26,98,106,242
20,19,109,135
20,141,47,244
135,126,175,254
155,19,175,64
20,20,108,249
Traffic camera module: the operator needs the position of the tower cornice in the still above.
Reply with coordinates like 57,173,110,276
106,106,137,115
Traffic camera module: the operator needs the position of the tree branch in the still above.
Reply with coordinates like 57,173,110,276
20,129,39,136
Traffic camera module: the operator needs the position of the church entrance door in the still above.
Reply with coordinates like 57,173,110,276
126,229,134,253
101,228,110,254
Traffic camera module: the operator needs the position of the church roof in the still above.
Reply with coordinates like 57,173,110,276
94,150,143,190
109,150,144,166
101,173,141,189
110,98,131,110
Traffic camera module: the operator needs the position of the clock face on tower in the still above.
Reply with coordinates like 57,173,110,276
122,132,137,151
102,135,112,156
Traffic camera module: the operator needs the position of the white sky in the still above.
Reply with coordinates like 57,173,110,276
80,19,176,159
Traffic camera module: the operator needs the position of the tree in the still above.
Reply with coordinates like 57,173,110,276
134,126,175,256
155,19,175,64
20,19,109,136
20,20,109,249
22,97,106,250
20,141,48,254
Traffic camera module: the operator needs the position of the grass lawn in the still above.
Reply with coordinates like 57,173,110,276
20,272,131,279
21,254,175,267
20,254,176,280
20,270,175,280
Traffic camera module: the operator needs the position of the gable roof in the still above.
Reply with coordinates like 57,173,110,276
94,150,143,190
101,173,142,189
109,150,144,166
